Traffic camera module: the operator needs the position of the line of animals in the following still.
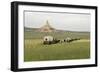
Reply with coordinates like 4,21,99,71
43,36,80,45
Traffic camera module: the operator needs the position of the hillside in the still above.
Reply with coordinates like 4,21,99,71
24,27,90,39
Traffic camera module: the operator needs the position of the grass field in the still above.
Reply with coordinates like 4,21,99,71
24,39,90,62
24,27,90,62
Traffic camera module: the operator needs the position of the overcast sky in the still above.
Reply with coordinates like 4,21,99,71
24,11,91,32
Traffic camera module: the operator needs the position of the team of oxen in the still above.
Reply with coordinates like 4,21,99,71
43,36,80,45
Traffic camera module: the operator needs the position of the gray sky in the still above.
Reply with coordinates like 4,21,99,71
24,11,91,32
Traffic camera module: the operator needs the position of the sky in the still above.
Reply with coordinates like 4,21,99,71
24,11,91,32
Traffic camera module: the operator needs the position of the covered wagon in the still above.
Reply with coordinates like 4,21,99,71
43,36,60,45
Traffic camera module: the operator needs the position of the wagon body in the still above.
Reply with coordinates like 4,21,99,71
43,36,60,44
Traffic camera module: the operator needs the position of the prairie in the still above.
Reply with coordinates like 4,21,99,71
24,27,90,62
24,39,90,62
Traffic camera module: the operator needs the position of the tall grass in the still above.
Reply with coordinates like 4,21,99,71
24,39,90,62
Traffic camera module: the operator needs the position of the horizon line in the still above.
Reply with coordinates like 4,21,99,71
24,26,90,32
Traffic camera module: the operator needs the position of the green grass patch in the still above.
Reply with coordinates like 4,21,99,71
24,39,90,62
